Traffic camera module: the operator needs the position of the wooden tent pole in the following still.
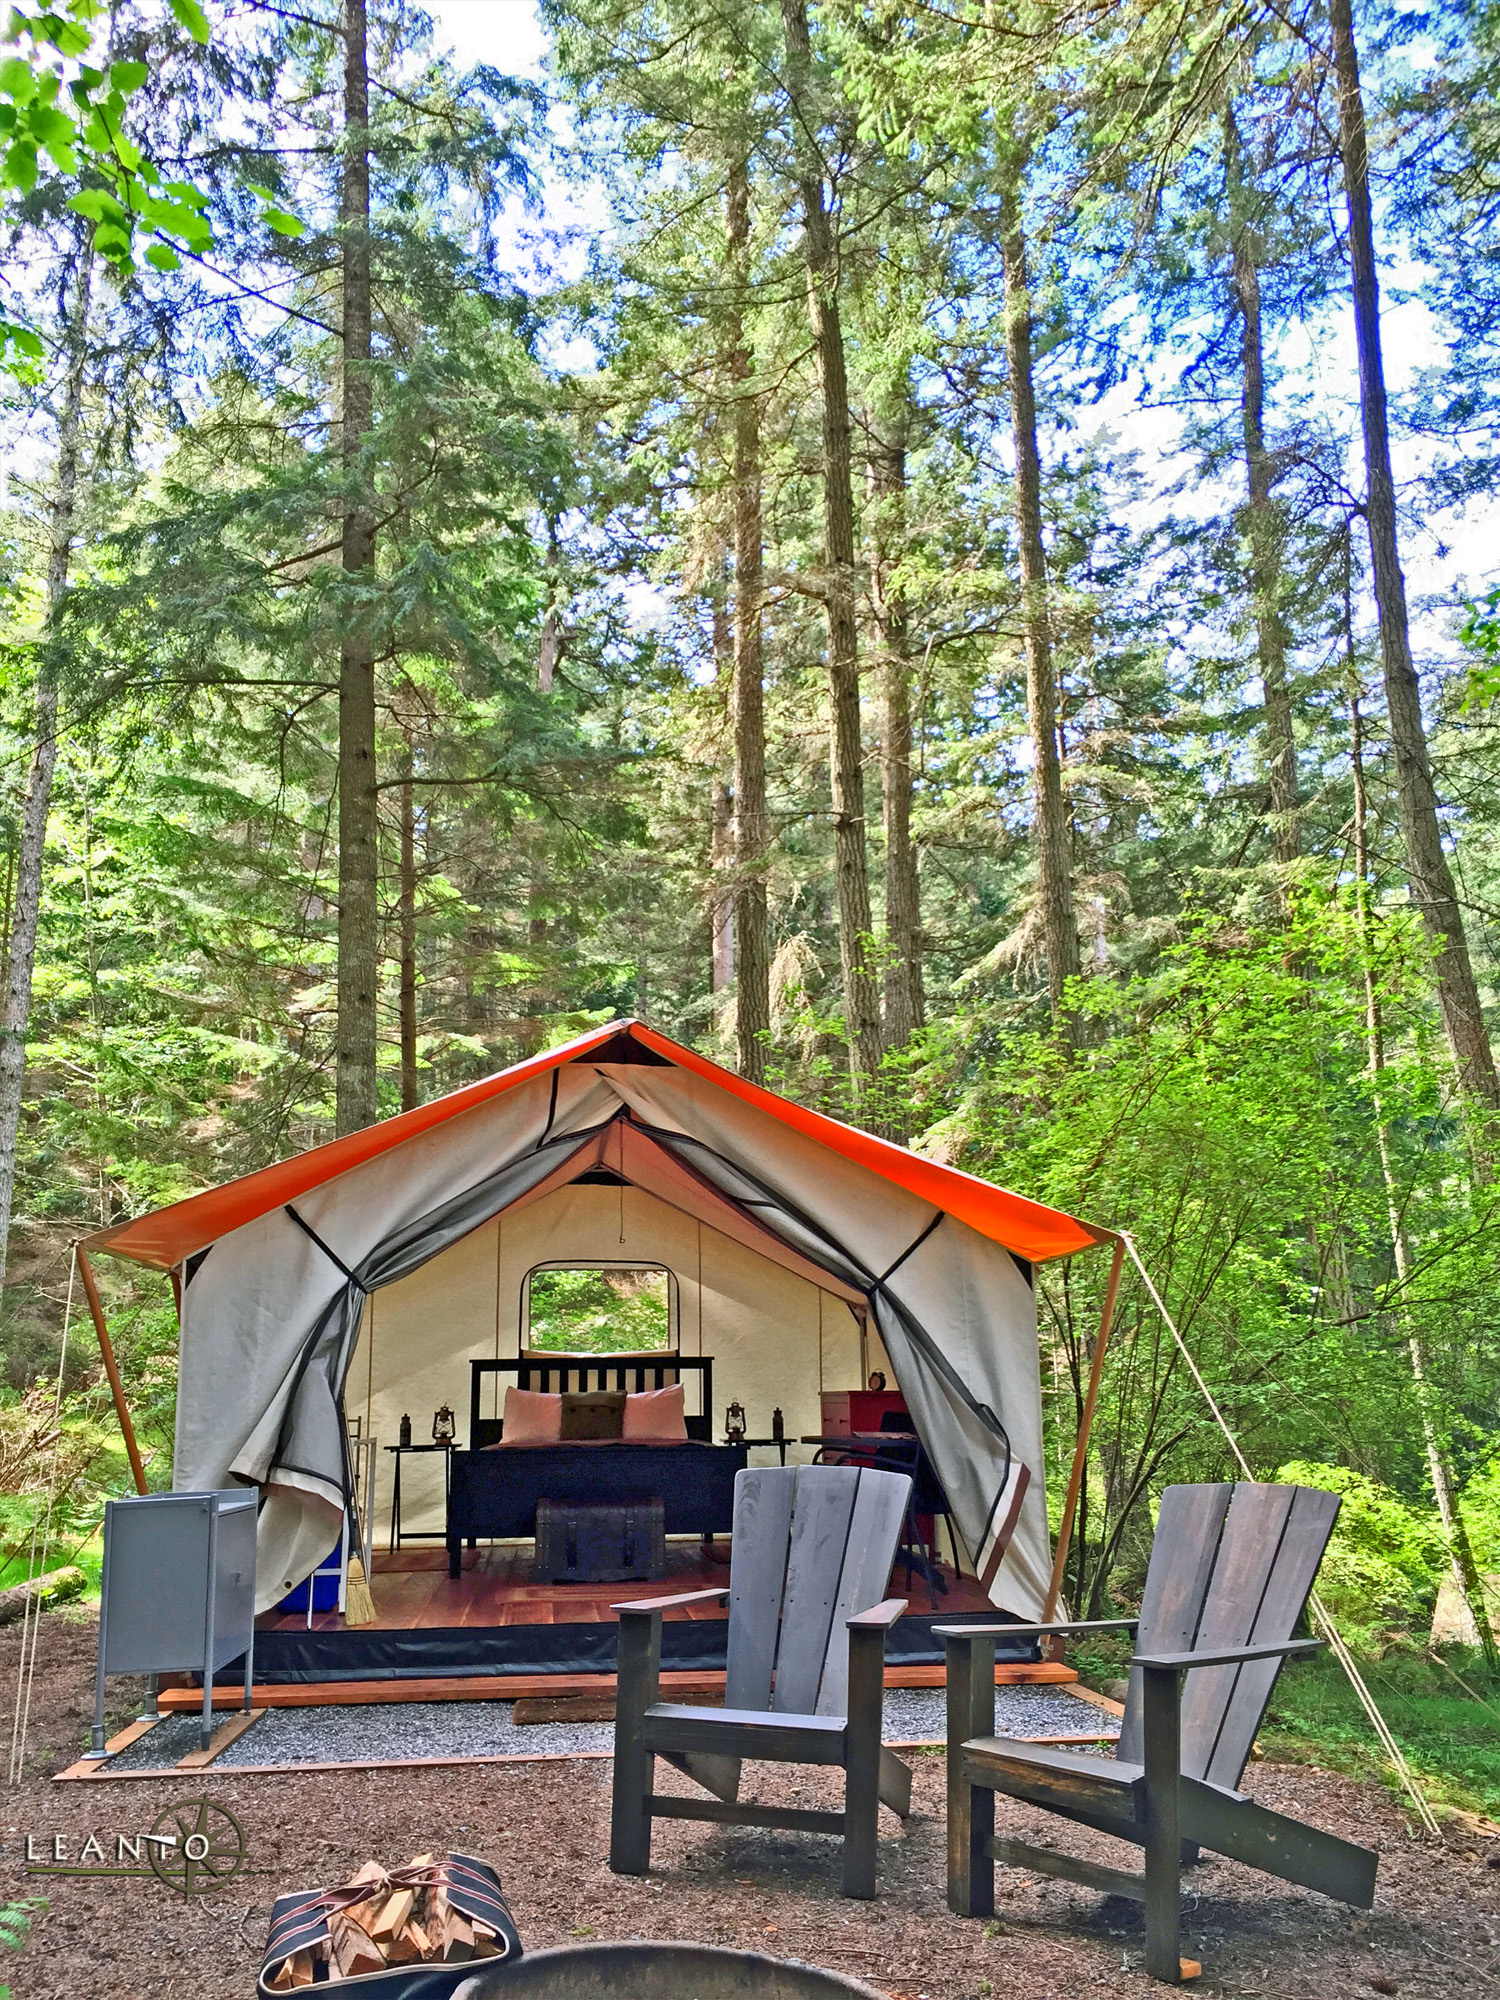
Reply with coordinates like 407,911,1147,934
77,1243,148,1495
1041,1234,1124,1622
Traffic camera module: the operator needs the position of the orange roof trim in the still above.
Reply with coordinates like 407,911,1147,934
87,1020,1112,1271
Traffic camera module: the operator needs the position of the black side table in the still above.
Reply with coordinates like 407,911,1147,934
385,1442,454,1551
738,1435,790,1466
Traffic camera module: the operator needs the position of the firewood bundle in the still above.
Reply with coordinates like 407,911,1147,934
265,1854,507,1987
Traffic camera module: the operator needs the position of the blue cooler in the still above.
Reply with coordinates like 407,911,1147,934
275,1543,342,1614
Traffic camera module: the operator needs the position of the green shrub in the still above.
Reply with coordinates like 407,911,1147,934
1276,1461,1445,1643
1457,1454,1500,1578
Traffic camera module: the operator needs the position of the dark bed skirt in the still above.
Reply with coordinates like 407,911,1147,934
218,1614,1038,1685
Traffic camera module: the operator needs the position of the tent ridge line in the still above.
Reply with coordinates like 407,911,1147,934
88,1021,1113,1271
877,1210,946,1286
623,1021,1109,1254
284,1203,361,1282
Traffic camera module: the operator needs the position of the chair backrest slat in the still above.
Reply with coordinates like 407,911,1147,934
1116,1481,1340,1789
1117,1485,1231,1765
771,1467,863,1715
723,1464,911,1720
1173,1483,1297,1781
725,1469,797,1711
814,1469,912,1717
1191,1484,1339,1788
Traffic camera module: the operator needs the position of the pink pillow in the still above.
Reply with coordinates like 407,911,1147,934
622,1384,688,1441
502,1386,563,1443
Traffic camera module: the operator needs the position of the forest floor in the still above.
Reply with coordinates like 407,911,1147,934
0,1612,1497,2000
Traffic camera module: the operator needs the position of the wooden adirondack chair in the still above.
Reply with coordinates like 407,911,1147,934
610,1463,914,1898
942,1482,1379,1983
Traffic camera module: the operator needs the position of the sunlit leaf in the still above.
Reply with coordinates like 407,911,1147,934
167,0,210,44
0,57,35,105
2,138,36,193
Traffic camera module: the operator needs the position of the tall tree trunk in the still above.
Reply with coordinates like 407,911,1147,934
727,160,770,1084
336,0,380,1135
1225,113,1298,880
1351,689,1496,1663
710,586,736,997
1000,173,1079,1023
778,0,883,1090
398,745,417,1113
1331,0,1499,1122
711,776,735,994
866,401,923,1051
0,234,94,1290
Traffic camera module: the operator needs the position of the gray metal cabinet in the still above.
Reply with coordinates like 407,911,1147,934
93,1489,257,1754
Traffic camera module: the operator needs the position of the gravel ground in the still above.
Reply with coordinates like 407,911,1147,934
4,1610,1495,2000
100,1683,1116,1772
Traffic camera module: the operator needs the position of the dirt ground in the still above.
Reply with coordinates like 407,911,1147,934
1,1611,1496,2000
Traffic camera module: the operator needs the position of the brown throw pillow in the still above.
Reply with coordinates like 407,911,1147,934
559,1390,627,1441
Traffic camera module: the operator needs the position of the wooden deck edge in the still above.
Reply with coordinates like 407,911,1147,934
156,1660,1076,1712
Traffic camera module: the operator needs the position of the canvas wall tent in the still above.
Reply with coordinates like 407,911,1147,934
86,1021,1111,1620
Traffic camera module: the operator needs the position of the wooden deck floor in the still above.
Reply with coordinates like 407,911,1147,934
189,1541,1074,1709
256,1541,999,1634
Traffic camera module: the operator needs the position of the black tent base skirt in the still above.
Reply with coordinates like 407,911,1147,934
215,1614,1038,1686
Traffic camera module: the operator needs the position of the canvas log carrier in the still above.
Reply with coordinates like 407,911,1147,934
85,1021,1112,1619
258,1851,521,1996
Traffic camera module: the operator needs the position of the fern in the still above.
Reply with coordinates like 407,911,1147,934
0,1896,44,1954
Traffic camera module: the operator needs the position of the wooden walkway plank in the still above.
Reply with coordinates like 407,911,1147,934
175,1708,263,1769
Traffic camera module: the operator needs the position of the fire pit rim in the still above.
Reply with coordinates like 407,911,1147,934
452,1937,891,1998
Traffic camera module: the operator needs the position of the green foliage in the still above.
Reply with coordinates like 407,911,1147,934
896,902,1485,1614
1464,586,1500,707
526,1266,672,1354
0,1895,44,1979
1457,1454,1500,1577
1275,1461,1446,1643
1261,1649,1500,1818
1,3,213,273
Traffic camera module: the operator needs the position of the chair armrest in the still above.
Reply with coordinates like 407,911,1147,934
848,1598,907,1630
613,1587,730,1616
1132,1638,1322,1672
934,1617,1138,1641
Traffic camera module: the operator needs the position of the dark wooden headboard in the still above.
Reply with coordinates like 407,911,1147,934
468,1355,714,1449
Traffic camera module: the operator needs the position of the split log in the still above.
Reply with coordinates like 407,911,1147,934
371,1886,413,1940
342,1858,388,1936
0,1566,86,1627
328,1913,384,1978
438,1907,475,1962
384,1926,421,1966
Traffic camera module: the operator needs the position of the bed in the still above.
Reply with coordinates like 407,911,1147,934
446,1356,745,1575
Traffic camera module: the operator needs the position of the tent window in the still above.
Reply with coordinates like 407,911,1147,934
523,1262,676,1354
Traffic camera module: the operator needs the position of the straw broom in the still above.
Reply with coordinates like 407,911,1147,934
344,1552,376,1624
343,1494,377,1625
